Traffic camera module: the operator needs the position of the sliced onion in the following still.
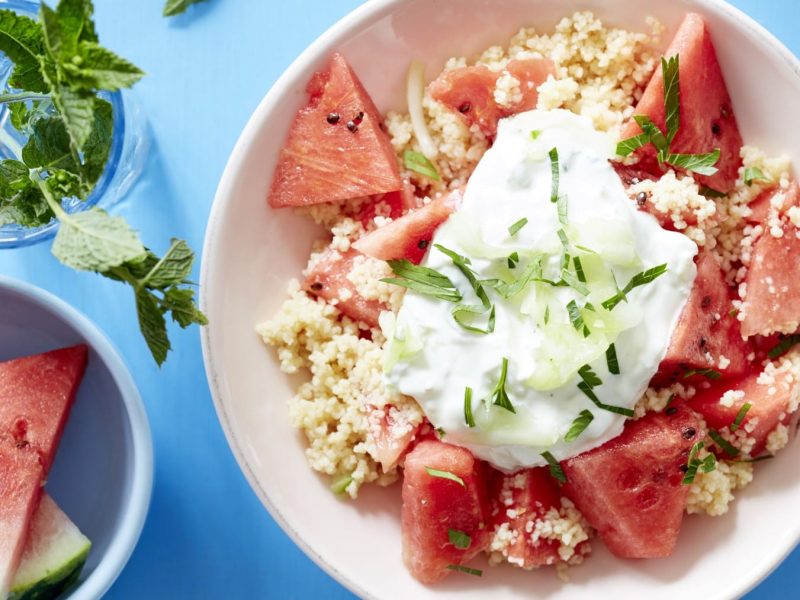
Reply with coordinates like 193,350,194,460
406,60,438,160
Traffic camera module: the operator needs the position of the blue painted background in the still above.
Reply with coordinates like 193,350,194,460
0,1,796,597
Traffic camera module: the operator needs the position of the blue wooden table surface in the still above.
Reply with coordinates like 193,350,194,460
0,0,796,597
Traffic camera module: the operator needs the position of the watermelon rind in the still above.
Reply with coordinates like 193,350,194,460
9,495,91,600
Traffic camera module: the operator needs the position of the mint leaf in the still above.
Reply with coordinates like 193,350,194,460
564,410,594,442
664,150,720,176
63,41,144,91
541,451,567,483
662,56,680,144
21,114,78,172
0,10,47,92
743,166,769,186
615,133,649,157
79,96,112,184
403,149,439,181
163,0,207,17
135,287,170,365
633,115,668,155
161,286,206,328
50,85,95,152
141,239,195,288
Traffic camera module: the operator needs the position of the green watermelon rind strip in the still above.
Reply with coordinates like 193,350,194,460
8,544,90,600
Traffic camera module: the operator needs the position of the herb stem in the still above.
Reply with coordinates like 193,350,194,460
31,169,67,220
0,91,50,104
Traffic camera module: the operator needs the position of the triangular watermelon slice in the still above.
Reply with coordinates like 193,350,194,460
401,440,491,584
562,407,705,558
268,53,402,208
0,345,88,598
620,13,743,192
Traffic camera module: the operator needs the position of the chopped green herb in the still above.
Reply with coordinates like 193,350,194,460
615,133,649,157
743,166,769,186
446,565,483,577
682,368,722,381
490,357,515,414
452,303,496,335
577,364,602,388
543,304,550,325
664,150,721,176
732,455,775,464
566,300,587,335
541,451,567,483
330,474,353,496
464,387,476,428
164,0,207,16
507,251,519,269
572,256,586,283
682,442,717,484
403,149,440,180
549,147,560,203
708,429,740,458
557,193,568,226
435,427,446,438
605,343,620,375
382,259,462,302
664,393,676,409
602,264,668,310
577,381,635,417
699,186,727,199
662,56,681,145
425,467,465,487
574,244,597,254
731,402,751,432
729,307,739,318
448,528,472,550
508,217,528,237
435,245,491,310
560,269,589,296
530,129,542,140
564,410,594,442
768,334,800,359
634,115,669,155
557,228,570,271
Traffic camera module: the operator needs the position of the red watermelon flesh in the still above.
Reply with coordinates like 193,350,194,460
656,252,750,385
366,403,420,472
402,440,490,584
352,189,462,265
489,467,588,569
357,178,418,228
429,58,555,138
620,13,743,192
741,223,800,337
0,345,88,598
746,182,799,225
689,362,800,456
562,407,705,559
303,247,387,328
268,53,402,208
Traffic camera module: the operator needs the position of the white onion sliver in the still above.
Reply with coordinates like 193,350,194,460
406,60,438,160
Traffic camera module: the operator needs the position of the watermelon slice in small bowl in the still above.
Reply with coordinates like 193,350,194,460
0,276,152,600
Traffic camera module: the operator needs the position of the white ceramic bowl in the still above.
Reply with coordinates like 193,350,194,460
0,276,153,600
201,1,800,598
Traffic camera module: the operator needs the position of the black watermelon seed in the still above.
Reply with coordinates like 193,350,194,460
309,282,323,291
417,239,429,250
636,191,648,207
682,427,697,440
347,120,358,133
327,112,340,124
665,406,678,416
458,102,471,113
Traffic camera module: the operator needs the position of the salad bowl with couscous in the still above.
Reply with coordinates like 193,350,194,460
201,0,800,597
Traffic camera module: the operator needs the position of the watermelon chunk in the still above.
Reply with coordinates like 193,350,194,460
562,407,705,558
745,181,799,225
429,58,555,138
366,403,420,472
303,247,387,328
741,224,800,337
689,361,800,456
352,189,461,265
656,252,750,385
357,179,418,228
620,13,743,192
0,345,88,598
401,440,490,584
268,53,402,208
488,467,589,569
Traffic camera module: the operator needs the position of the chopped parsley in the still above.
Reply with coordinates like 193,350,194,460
541,451,567,483
605,343,620,375
601,264,668,311
577,381,635,417
549,147,560,203
708,429,740,458
682,368,722,381
730,402,751,432
508,217,528,237
615,55,721,177
564,410,594,442
743,166,769,186
446,565,482,577
382,260,462,302
768,334,800,359
464,386,476,428
403,149,440,180
448,528,472,550
425,467,466,488
490,357,515,413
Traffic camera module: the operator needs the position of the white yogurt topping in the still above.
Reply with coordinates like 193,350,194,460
383,109,697,471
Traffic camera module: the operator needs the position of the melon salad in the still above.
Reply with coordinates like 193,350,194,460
259,11,800,584
0,347,92,600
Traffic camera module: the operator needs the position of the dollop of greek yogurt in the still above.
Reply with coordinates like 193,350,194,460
383,109,697,471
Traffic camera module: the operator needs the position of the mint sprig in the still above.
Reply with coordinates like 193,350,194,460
163,0,207,17
0,0,205,365
616,55,721,177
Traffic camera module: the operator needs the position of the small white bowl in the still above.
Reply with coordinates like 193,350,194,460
0,276,153,600
201,1,800,598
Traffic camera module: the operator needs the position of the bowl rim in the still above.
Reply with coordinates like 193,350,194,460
200,0,800,598
0,274,154,600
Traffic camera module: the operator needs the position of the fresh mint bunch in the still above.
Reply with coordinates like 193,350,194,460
0,0,207,366
163,0,207,17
